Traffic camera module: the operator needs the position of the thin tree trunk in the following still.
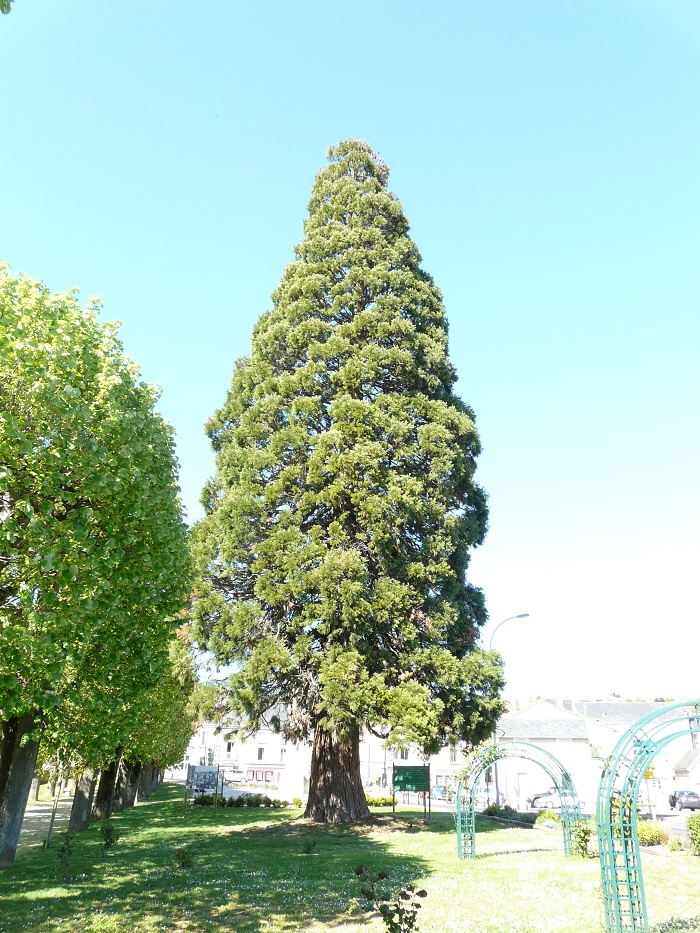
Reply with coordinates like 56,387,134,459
123,762,141,809
112,760,130,814
68,770,97,833
91,747,124,822
137,762,153,802
304,723,370,823
45,777,63,849
0,714,41,868
29,775,40,801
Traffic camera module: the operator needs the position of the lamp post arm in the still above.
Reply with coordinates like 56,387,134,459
488,614,529,652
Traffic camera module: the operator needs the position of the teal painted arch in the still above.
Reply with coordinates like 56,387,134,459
596,701,700,933
455,741,582,859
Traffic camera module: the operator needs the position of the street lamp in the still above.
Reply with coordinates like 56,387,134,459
488,613,530,652
488,614,529,806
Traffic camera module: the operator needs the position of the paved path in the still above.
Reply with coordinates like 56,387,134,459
18,796,73,853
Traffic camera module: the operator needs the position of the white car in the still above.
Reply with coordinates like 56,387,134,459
223,769,248,786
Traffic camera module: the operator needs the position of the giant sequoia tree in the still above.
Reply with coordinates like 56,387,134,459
193,140,504,822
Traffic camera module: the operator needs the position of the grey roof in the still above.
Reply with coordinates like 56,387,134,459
499,718,590,740
553,700,682,727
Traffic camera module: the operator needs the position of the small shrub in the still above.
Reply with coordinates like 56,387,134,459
366,794,396,807
686,812,700,855
637,821,662,846
483,803,501,816
572,819,594,857
301,838,317,854
353,864,427,932
193,793,215,807
56,833,74,878
280,799,289,808
245,794,262,807
174,844,195,869
292,797,302,809
97,821,121,852
536,809,560,825
668,834,684,852
233,795,246,808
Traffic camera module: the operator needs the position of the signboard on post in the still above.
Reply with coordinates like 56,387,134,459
185,765,223,813
392,765,431,818
188,765,219,793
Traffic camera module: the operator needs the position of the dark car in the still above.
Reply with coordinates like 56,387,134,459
676,790,700,811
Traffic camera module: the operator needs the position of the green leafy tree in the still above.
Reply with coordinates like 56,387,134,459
0,265,191,865
0,2,12,16
125,628,197,772
193,140,504,822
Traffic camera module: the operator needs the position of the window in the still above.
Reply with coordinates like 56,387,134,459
227,741,233,754
280,748,286,761
449,746,458,763
257,747,264,761
395,749,408,761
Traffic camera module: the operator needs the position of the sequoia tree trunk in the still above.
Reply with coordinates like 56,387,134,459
304,723,370,823
0,714,41,868
91,747,124,822
68,770,97,833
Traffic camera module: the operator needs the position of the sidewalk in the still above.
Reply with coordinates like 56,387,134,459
17,795,73,854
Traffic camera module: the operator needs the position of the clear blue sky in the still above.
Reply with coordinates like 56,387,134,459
2,1,698,702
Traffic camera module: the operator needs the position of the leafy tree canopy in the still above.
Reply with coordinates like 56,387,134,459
0,264,192,732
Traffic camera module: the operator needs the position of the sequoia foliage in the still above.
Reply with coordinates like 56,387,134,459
193,140,504,821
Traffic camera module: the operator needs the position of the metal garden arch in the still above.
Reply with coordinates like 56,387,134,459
456,741,581,859
597,701,700,933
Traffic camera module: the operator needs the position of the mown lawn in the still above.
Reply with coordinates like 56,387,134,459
1,784,700,933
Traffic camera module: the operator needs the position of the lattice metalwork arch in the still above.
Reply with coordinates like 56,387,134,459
456,741,581,859
597,701,700,933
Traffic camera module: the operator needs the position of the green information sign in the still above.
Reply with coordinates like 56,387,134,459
393,765,430,792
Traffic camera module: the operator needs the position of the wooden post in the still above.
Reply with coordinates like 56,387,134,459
213,765,220,811
183,765,190,818
45,778,63,849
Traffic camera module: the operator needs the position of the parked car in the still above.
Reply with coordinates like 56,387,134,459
527,786,561,809
223,768,248,786
676,790,700,811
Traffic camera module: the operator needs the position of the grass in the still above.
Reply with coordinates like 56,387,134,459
1,784,700,932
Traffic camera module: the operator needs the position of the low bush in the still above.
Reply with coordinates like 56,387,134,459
572,819,595,857
192,794,215,807
174,844,195,869
365,795,396,807
536,809,561,825
245,794,263,807
687,813,700,855
668,834,684,852
97,821,121,852
637,821,662,846
292,797,303,808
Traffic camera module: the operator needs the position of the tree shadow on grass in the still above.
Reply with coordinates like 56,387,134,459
0,784,429,933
